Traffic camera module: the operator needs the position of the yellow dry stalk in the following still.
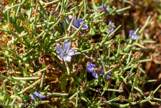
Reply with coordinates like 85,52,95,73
0,32,9,47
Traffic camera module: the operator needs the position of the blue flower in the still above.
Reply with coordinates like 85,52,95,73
55,41,75,62
106,21,115,34
72,16,88,30
30,91,46,100
129,30,138,40
108,28,114,33
65,17,69,21
91,72,98,78
99,5,109,12
87,62,111,79
30,94,35,100
34,91,46,98
105,74,111,79
87,62,96,73
108,21,115,27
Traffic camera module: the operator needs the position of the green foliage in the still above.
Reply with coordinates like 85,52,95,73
0,0,160,107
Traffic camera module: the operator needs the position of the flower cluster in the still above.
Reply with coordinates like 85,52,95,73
64,16,88,30
87,62,111,79
30,91,46,100
129,30,138,40
72,16,88,30
106,21,115,35
55,41,75,62
99,5,109,12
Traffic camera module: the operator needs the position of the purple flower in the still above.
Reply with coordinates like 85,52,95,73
87,62,111,79
106,21,115,34
95,69,111,79
72,16,88,30
109,28,114,33
87,62,96,73
99,5,109,12
129,30,138,40
30,94,35,100
33,91,46,98
30,91,46,100
92,72,98,78
65,17,69,21
55,41,75,62
109,21,115,27
105,74,111,79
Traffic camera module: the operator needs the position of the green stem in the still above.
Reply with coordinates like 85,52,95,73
64,61,70,75
18,79,41,94
12,77,39,80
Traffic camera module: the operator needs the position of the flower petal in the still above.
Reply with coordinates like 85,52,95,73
38,95,46,98
81,24,88,30
59,53,64,58
73,16,77,23
133,34,138,40
92,72,98,78
63,41,71,51
30,94,35,100
109,21,114,26
103,5,109,12
77,18,83,23
72,16,79,28
129,30,135,37
129,30,138,40
77,18,84,27
34,91,46,98
33,91,39,97
55,45,63,53
110,28,114,33
99,6,103,10
87,62,95,73
105,74,111,79
106,8,109,12
103,5,107,9
68,49,75,56
65,17,69,21
64,55,71,62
